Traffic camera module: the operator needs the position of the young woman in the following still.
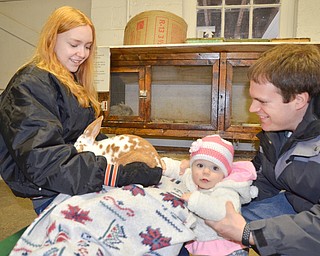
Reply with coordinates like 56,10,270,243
0,6,161,215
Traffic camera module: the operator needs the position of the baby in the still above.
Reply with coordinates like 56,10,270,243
162,135,258,256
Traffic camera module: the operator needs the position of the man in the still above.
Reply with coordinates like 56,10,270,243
206,44,320,256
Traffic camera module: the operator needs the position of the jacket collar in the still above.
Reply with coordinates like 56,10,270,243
257,95,320,162
293,96,320,140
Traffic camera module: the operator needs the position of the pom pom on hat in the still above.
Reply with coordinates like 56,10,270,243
189,135,234,177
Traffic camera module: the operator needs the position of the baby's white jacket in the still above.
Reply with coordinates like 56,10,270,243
161,157,258,241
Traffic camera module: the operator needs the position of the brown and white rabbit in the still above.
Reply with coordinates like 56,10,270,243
74,116,162,168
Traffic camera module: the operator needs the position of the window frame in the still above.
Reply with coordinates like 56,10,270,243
182,0,298,39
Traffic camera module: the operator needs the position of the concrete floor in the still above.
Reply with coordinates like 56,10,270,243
0,179,37,241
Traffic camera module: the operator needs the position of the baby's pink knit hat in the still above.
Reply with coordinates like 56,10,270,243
189,135,234,177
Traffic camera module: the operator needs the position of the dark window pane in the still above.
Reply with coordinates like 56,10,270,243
232,66,260,125
225,8,249,39
197,9,222,37
151,66,212,123
110,73,139,116
225,0,250,5
254,0,280,4
197,0,222,6
253,7,279,38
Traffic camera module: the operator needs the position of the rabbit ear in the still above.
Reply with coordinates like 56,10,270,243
83,116,103,145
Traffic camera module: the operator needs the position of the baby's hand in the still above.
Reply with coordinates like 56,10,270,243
181,192,192,202
160,159,166,174
179,159,190,175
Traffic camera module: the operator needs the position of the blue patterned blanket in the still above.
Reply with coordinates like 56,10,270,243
9,176,196,256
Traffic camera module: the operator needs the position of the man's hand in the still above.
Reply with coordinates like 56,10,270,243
205,201,248,243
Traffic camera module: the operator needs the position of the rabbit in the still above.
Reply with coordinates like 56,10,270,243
109,103,134,116
74,116,162,168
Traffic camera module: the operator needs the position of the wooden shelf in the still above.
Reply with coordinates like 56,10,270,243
99,43,320,146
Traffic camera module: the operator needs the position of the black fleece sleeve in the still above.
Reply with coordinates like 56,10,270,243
104,162,162,187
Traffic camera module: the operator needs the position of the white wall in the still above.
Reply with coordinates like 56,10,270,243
0,0,91,91
91,0,184,46
2,0,320,91
296,0,320,41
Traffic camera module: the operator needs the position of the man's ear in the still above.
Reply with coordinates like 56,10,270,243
295,92,310,110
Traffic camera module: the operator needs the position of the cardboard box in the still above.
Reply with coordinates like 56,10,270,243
124,10,187,45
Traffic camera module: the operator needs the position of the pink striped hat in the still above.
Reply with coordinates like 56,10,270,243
189,135,234,177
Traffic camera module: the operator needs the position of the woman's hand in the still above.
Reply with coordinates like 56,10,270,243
116,162,162,187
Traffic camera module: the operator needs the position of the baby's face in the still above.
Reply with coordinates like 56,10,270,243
191,159,224,190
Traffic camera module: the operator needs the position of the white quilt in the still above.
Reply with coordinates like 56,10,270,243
9,176,196,256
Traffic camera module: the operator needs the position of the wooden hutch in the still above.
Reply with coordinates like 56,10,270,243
98,42,318,151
